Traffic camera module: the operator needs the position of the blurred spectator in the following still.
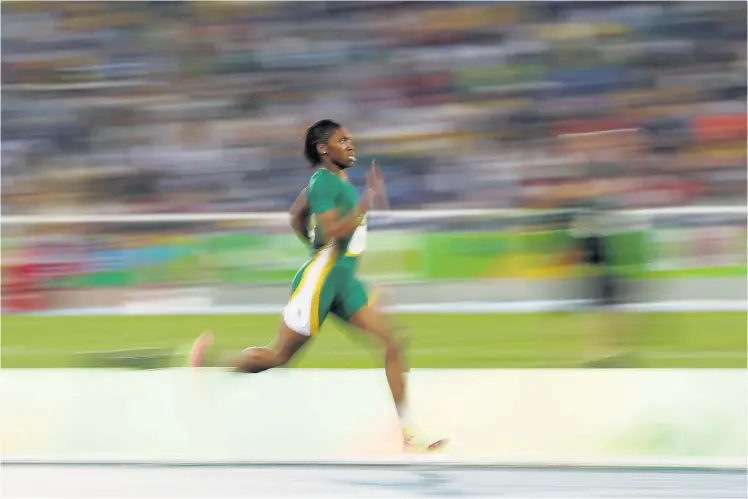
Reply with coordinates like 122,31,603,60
2,1,746,215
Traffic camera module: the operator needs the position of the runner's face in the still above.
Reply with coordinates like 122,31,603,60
322,127,356,168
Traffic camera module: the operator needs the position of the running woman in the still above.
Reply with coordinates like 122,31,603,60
189,119,444,451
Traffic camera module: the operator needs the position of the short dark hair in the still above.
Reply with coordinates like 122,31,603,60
304,119,342,166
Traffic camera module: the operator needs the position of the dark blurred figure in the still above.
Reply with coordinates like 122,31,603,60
557,129,645,367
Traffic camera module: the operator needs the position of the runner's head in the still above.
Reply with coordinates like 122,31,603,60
304,119,356,170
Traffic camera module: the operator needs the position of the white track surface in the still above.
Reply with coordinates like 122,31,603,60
3,464,746,498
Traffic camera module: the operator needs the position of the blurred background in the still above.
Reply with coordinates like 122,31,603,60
2,5,746,492
1,1,746,346
0,7,748,497
2,1,746,214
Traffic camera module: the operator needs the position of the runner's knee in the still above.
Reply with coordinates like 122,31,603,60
383,330,406,356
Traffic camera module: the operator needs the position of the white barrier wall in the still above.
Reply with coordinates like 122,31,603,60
1,369,745,468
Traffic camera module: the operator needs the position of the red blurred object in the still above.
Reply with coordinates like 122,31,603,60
36,262,85,280
691,114,747,143
641,177,703,206
3,262,48,313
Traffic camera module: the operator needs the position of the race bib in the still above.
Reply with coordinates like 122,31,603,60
346,218,367,256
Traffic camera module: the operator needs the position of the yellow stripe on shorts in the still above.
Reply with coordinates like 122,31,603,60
310,245,338,336
290,245,326,303
368,285,381,308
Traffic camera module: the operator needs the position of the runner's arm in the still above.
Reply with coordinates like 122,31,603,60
313,191,374,240
289,188,311,245
376,183,390,210
308,180,374,240
308,169,378,240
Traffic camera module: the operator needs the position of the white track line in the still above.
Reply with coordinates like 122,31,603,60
12,300,747,317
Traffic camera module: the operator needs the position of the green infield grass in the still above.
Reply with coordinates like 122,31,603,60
2,312,745,369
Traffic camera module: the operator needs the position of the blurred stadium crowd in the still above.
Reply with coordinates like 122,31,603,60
3,1,746,214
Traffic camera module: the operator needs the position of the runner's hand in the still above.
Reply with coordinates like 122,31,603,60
366,160,386,198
